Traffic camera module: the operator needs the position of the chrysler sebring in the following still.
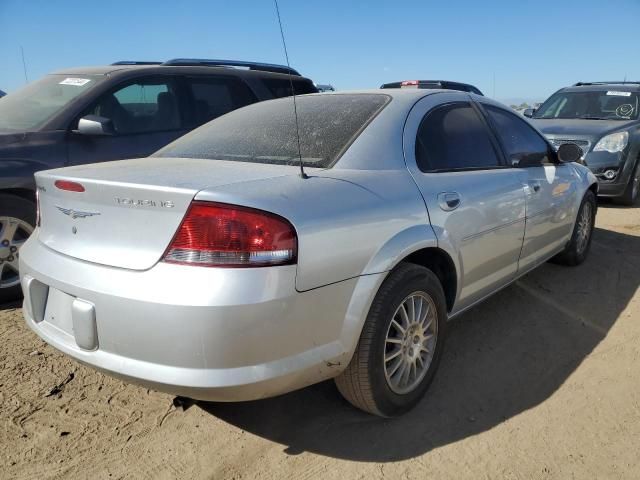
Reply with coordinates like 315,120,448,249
19,90,597,416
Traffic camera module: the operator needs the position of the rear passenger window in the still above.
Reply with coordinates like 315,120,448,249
415,103,500,172
484,105,551,167
262,78,317,98
187,77,257,126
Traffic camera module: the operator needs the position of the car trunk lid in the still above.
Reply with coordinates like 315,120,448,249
35,157,299,270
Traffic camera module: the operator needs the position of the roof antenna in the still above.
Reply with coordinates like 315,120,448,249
20,46,29,84
273,0,307,179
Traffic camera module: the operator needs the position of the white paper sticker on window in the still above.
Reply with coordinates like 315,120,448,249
59,78,91,86
606,91,632,97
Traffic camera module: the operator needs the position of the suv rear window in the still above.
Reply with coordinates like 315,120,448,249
155,94,390,168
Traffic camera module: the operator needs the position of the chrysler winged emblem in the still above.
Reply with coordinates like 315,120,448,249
55,205,101,219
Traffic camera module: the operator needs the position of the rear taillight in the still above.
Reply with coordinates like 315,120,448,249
401,80,419,87
163,202,297,267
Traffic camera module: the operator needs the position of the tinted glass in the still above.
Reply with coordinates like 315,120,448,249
485,105,550,167
155,94,390,168
262,78,317,98
0,74,104,131
187,77,257,126
88,78,181,134
415,103,500,171
534,90,639,120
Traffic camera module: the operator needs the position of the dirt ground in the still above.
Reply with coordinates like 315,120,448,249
1,201,639,480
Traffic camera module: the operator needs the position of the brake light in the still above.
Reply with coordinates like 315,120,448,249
55,180,85,192
163,202,297,267
401,80,419,86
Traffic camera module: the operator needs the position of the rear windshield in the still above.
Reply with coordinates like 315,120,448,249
154,93,390,168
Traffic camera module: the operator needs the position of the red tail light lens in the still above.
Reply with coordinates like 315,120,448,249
163,202,297,267
55,180,85,192
401,80,419,86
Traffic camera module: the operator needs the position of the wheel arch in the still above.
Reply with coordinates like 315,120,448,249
0,188,36,204
399,247,457,313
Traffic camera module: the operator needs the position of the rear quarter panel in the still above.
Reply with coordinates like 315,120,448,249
194,168,432,292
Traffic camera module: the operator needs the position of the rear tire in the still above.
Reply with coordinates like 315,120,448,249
0,194,36,304
335,263,447,417
552,190,596,266
616,160,640,206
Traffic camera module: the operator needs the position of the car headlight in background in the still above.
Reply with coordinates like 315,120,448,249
593,131,629,153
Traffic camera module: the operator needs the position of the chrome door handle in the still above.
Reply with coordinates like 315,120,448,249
529,181,541,193
438,192,461,211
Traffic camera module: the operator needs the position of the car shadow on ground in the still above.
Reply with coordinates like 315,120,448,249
597,197,639,210
200,227,639,462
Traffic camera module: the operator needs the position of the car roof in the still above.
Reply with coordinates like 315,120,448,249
563,82,640,93
318,88,480,101
49,63,311,81
306,88,498,115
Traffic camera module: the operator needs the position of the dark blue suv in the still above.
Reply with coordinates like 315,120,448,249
0,59,317,302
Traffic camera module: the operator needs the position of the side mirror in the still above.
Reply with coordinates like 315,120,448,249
523,108,535,118
557,143,584,163
74,115,115,136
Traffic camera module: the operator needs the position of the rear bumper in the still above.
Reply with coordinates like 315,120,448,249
19,233,365,401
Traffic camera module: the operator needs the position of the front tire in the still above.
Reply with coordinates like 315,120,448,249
553,190,596,266
616,160,640,206
0,194,35,304
335,263,447,417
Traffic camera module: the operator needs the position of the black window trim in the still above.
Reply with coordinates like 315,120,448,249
475,100,560,167
69,74,189,136
416,100,511,174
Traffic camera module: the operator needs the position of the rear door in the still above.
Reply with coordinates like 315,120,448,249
478,102,578,272
404,93,527,312
67,76,189,165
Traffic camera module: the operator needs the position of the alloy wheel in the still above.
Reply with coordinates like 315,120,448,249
0,217,33,289
384,292,438,394
575,202,593,255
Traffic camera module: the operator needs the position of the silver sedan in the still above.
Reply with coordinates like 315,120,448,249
20,90,597,417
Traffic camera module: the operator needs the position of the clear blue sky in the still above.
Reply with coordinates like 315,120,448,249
1,0,639,103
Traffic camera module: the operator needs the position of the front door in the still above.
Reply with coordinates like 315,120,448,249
404,94,527,313
479,102,578,272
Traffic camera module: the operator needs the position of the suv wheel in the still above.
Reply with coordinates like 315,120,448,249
617,160,640,206
552,190,596,266
0,194,35,304
335,263,447,417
